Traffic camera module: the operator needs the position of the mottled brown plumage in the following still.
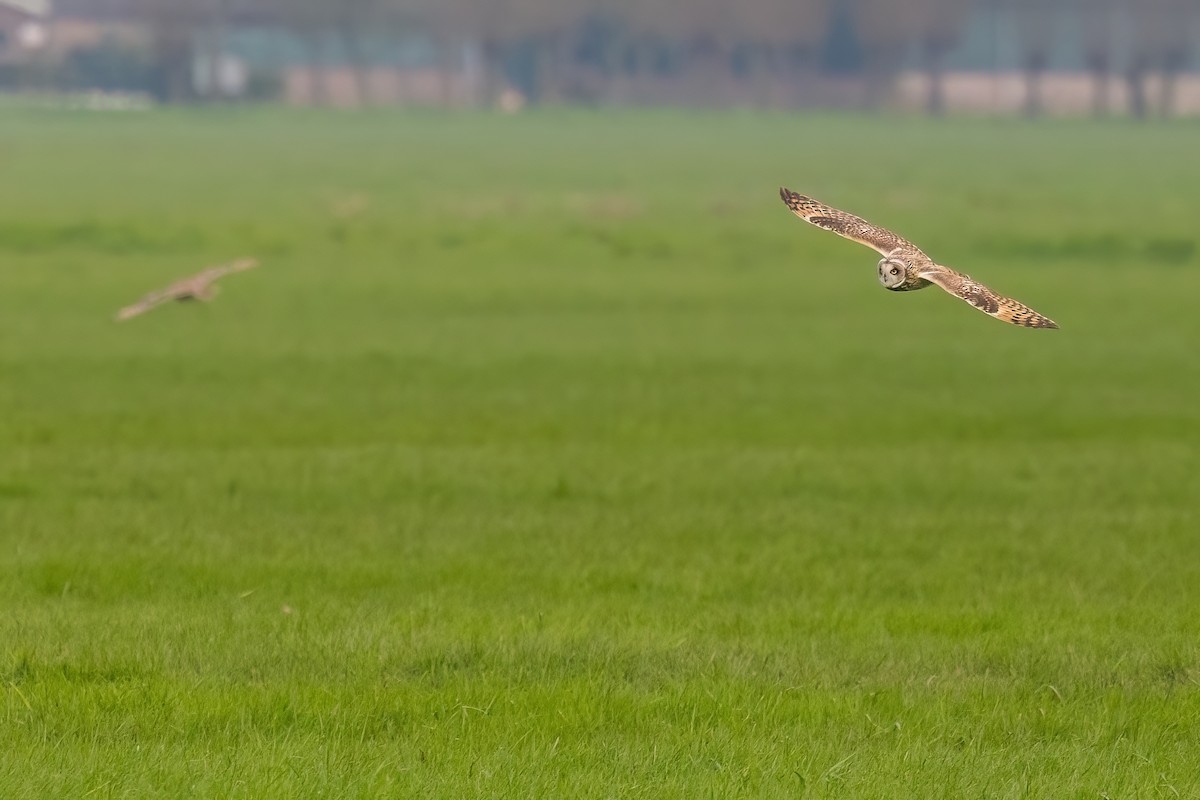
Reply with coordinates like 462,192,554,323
779,188,1057,329
115,258,259,321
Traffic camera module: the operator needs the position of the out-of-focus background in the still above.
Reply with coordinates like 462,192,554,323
3,1,1200,798
0,0,1197,116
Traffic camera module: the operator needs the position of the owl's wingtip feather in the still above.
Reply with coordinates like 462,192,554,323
779,187,805,212
1019,315,1058,329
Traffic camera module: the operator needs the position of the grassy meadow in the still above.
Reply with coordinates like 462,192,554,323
0,108,1198,797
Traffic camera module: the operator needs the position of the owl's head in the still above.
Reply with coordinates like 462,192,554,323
877,257,908,289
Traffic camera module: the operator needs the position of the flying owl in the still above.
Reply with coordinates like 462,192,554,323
115,258,259,321
779,188,1057,329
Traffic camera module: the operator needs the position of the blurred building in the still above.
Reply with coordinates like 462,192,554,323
0,0,49,64
888,1,1200,115
216,28,480,107
1,0,1196,116
46,3,146,57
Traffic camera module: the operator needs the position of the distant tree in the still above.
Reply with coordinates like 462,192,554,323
139,0,207,102
450,0,529,104
849,0,926,109
1014,0,1056,117
1152,0,1195,117
590,0,644,103
273,0,337,105
332,0,388,106
267,0,391,107
734,0,833,108
517,0,586,104
405,0,474,105
1125,0,1157,118
1081,0,1116,116
600,0,727,105
917,0,972,115
1120,0,1196,118
405,0,583,106
678,0,740,105
128,0,282,102
63,40,154,92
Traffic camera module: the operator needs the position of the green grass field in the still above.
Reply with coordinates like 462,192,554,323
1,108,1198,797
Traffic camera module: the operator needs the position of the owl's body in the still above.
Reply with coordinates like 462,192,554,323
115,258,258,321
779,188,1057,329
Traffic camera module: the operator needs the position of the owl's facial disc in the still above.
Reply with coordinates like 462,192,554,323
877,257,907,289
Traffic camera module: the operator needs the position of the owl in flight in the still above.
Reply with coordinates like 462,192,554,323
115,258,259,321
779,188,1057,329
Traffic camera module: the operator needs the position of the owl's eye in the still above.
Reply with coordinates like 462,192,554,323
890,268,900,275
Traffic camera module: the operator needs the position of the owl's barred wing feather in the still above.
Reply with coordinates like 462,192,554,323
779,187,927,260
919,267,1058,329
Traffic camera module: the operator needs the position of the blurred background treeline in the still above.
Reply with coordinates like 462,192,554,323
0,0,1196,116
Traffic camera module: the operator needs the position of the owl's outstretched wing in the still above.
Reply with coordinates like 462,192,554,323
780,188,928,261
114,259,258,321
115,287,177,321
919,266,1058,329
195,258,260,283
